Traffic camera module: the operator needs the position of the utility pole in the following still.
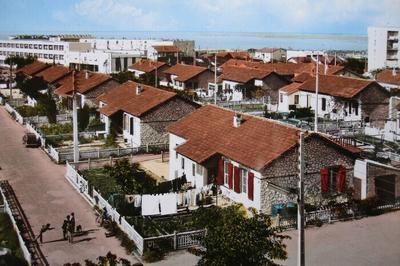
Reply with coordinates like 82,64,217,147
155,64,158,88
214,54,217,105
72,70,79,163
298,132,305,266
314,53,319,132
9,58,13,100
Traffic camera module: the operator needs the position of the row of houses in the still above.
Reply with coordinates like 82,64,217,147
14,60,400,214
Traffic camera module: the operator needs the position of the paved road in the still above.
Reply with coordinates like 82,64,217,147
282,211,400,266
0,107,139,265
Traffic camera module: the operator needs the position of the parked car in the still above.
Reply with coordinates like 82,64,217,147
22,133,40,148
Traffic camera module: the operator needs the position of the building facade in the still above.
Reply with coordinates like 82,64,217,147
368,26,400,72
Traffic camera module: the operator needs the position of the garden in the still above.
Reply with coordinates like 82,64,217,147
0,213,28,266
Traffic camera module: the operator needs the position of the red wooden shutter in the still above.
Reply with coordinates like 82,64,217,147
216,158,224,185
234,166,241,193
248,172,254,200
228,163,233,189
320,168,329,193
337,166,346,193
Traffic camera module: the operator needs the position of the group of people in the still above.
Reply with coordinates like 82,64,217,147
62,212,77,243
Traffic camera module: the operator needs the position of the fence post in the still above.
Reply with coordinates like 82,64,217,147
109,156,113,166
173,231,177,250
97,148,100,159
88,158,91,169
146,144,149,153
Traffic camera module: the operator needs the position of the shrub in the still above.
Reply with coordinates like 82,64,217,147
15,105,40,117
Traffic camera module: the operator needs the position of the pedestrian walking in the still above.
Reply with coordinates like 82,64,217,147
70,212,75,233
62,219,68,240
67,221,74,243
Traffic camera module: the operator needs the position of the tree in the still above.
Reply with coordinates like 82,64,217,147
236,84,264,99
19,76,48,98
343,58,367,75
78,105,91,131
139,72,156,86
5,55,35,69
36,93,58,123
111,71,137,84
194,205,289,266
104,159,156,195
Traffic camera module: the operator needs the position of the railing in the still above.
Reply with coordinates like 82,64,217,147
65,162,145,254
24,113,72,125
144,229,206,251
5,102,24,124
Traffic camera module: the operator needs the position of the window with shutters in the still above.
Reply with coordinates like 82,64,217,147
224,161,229,185
241,168,248,193
181,158,185,170
294,95,299,104
192,163,195,176
321,165,344,194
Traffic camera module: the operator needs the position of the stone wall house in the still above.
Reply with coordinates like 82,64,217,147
167,105,360,214
162,63,215,96
97,81,199,147
54,71,119,108
278,75,390,129
219,65,290,103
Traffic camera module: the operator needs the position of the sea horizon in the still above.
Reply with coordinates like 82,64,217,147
0,30,368,51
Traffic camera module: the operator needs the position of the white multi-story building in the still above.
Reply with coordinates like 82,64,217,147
0,35,193,74
368,26,400,72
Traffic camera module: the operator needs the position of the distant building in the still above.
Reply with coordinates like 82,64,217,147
251,48,286,63
368,26,400,72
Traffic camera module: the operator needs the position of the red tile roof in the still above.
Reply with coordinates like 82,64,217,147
220,65,273,83
293,72,313,83
128,59,166,73
163,64,209,82
221,59,344,77
299,75,376,99
35,65,71,84
216,51,251,60
54,71,112,96
280,82,303,94
168,105,359,171
97,81,176,117
17,61,50,76
153,45,180,53
376,69,400,86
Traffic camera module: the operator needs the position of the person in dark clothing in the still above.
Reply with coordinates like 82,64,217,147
62,219,68,240
70,213,75,233
37,224,51,243
67,222,74,243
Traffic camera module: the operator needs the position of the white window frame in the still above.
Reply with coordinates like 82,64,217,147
196,164,203,175
241,168,248,194
224,160,229,185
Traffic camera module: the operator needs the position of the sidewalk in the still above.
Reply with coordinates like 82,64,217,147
0,107,139,265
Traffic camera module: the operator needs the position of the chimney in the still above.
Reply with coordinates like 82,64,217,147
85,71,89,79
233,113,242,128
136,85,142,95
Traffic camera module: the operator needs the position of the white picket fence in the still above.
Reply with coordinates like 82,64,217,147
5,102,24,124
0,189,32,264
65,162,145,254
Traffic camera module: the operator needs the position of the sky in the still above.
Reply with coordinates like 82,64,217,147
1,0,399,35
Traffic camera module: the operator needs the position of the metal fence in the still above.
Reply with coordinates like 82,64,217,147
0,188,32,264
144,229,206,251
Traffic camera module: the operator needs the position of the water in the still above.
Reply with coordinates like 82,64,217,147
0,31,367,51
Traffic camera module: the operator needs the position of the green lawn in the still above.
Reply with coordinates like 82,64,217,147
0,213,28,265
81,168,122,199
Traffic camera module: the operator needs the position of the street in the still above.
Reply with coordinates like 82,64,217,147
0,106,139,265
282,211,400,266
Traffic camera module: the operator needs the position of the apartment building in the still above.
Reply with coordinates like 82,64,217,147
368,26,400,71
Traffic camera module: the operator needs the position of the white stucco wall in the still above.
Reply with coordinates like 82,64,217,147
123,113,141,147
222,80,243,101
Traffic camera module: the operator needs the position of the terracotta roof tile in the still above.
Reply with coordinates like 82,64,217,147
220,65,272,83
299,75,376,98
216,52,251,60
34,65,71,84
376,69,400,86
98,81,176,117
168,105,359,171
17,61,50,76
128,59,166,73
163,64,209,82
153,45,180,53
54,71,112,96
280,82,303,94
293,72,313,83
